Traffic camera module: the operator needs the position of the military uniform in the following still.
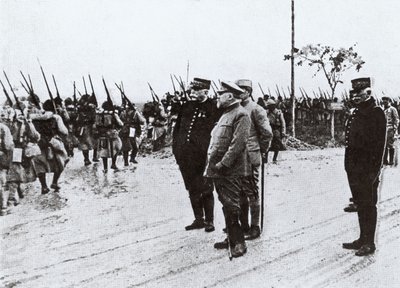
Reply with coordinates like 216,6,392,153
172,78,221,232
0,121,14,216
94,102,123,171
204,81,251,258
343,78,386,256
120,108,145,165
235,79,272,239
265,100,286,163
31,100,69,194
7,112,40,205
76,95,97,165
382,97,399,165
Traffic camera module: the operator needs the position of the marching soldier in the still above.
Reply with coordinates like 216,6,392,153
120,104,145,166
205,81,251,258
6,104,40,207
235,79,272,240
382,96,399,165
94,100,123,172
172,77,221,232
0,107,14,216
75,94,97,166
342,77,386,256
31,99,69,194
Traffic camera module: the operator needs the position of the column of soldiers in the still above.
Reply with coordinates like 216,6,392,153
0,78,149,217
0,93,70,215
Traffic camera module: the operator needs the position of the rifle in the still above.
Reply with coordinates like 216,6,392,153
3,71,27,118
28,74,34,92
115,83,135,110
20,81,30,94
87,74,98,107
173,75,188,100
258,83,265,96
102,78,114,110
20,71,32,93
52,74,61,99
147,82,159,103
73,81,78,108
275,84,282,99
38,61,58,113
0,78,14,106
267,87,272,98
118,82,127,109
170,74,177,94
83,76,88,95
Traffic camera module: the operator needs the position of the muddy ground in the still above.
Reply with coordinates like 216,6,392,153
1,147,399,288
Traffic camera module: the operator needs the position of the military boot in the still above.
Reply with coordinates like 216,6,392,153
245,225,261,240
185,219,205,230
342,239,363,250
214,238,229,249
355,244,376,256
203,193,215,232
227,211,246,258
239,197,250,234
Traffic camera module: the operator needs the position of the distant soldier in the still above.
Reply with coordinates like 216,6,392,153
382,96,399,165
205,81,251,258
0,108,14,216
120,104,145,165
235,79,272,240
75,94,97,166
64,97,79,157
6,104,40,207
265,99,286,163
172,77,221,232
31,100,69,194
95,101,123,172
342,78,386,256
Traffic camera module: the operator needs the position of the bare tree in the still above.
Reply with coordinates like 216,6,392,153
285,43,365,140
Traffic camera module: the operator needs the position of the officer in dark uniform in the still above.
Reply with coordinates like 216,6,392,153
172,77,222,232
342,77,386,256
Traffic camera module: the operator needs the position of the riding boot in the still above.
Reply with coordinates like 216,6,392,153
239,195,250,233
203,192,215,232
227,211,246,257
189,194,204,221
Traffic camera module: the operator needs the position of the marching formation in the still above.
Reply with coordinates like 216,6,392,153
0,70,398,261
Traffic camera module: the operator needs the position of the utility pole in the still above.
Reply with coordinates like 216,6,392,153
291,0,296,138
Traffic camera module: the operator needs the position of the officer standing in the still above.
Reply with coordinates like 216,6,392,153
382,96,399,165
172,77,221,232
205,81,251,258
342,78,386,256
235,79,272,240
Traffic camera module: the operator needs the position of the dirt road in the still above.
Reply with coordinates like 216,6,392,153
1,148,399,288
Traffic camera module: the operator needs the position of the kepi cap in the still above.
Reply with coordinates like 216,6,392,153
190,77,211,91
351,77,373,92
217,81,244,97
235,79,252,89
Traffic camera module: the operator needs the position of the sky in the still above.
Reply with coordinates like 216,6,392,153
1,0,400,104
